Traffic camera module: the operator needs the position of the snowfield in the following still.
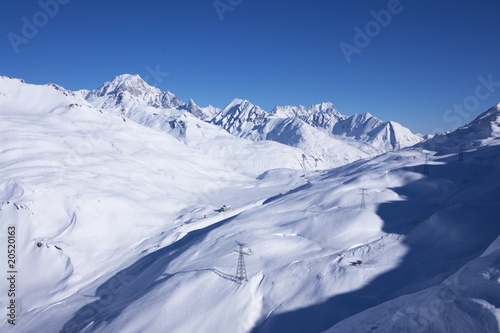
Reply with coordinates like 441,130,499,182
0,76,499,333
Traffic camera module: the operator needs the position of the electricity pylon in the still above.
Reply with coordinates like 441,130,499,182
234,241,249,283
359,188,368,209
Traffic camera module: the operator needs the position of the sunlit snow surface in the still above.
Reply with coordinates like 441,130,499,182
0,77,499,333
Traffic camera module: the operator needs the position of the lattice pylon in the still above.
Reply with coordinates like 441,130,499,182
423,153,430,175
359,188,368,209
235,242,248,283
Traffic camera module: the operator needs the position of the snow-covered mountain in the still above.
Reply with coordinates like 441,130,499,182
83,75,421,166
82,76,381,169
81,77,340,171
273,104,422,151
82,74,219,120
211,98,269,138
211,99,344,140
272,102,344,129
211,96,421,152
1,75,499,333
210,98,382,167
331,113,423,151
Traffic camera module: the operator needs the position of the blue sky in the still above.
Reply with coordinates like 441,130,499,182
1,0,499,134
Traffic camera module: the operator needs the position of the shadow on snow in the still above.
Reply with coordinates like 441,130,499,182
251,146,500,333
60,214,240,333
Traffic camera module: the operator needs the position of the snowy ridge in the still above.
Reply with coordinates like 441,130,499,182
419,103,500,153
1,76,90,115
272,102,344,129
331,113,423,151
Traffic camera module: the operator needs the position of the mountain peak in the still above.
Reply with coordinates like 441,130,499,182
96,74,160,98
331,113,421,150
225,98,252,109
108,74,149,88
460,103,500,136
212,98,268,136
114,73,142,81
269,102,343,131
314,101,337,113
184,98,210,119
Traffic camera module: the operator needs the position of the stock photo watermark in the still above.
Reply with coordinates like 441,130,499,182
213,0,243,21
143,64,169,87
426,73,500,146
6,225,17,325
339,0,411,64
7,0,70,54
442,74,500,129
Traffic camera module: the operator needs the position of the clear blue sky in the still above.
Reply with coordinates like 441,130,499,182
1,0,499,134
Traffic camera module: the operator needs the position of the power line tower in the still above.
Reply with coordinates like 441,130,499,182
423,153,430,175
458,145,464,161
359,188,368,209
234,241,249,283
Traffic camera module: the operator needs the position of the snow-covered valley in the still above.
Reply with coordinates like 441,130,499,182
1,76,499,333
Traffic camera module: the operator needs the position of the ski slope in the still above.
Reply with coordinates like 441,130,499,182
0,77,499,333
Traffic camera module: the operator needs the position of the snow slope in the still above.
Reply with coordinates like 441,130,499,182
0,76,499,333
327,235,500,332
0,77,314,332
253,144,500,333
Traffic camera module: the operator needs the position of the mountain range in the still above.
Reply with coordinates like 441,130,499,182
81,74,422,169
